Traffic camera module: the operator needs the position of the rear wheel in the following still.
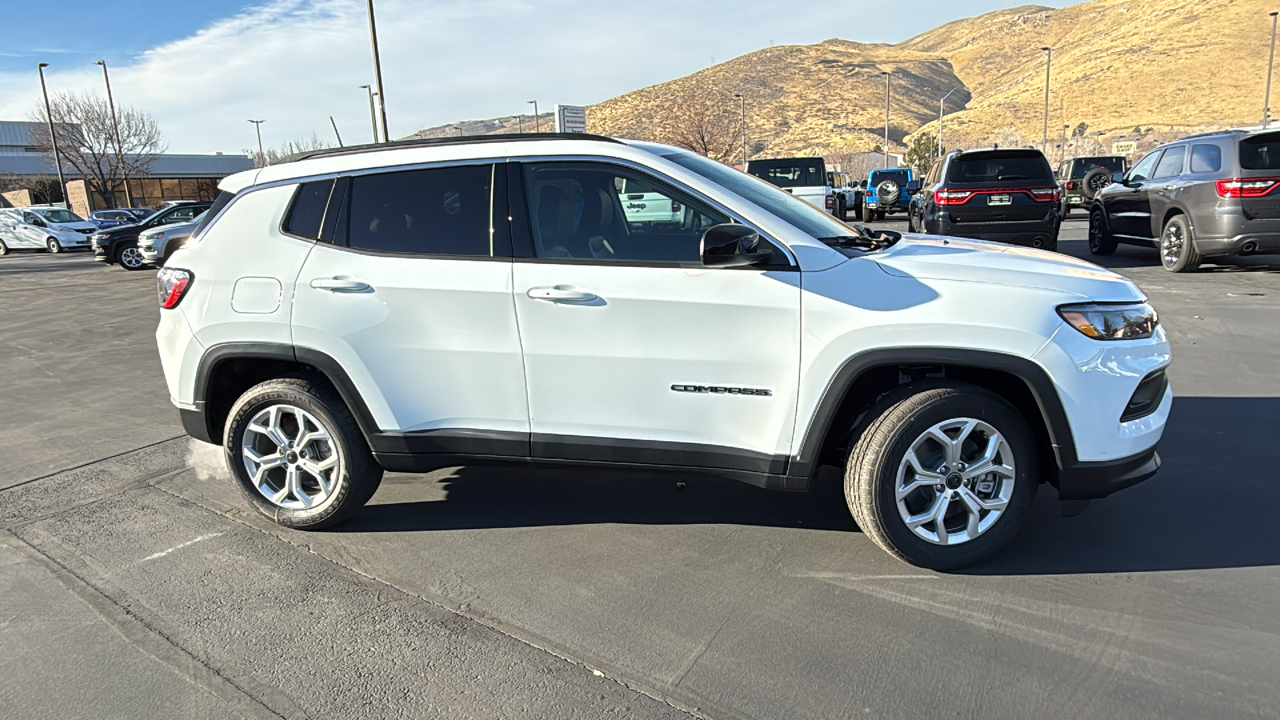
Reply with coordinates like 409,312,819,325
861,205,873,223
1159,214,1200,273
906,212,917,233
845,382,1038,570
224,377,383,529
0,238,8,256
47,237,62,253
118,243,146,270
1088,208,1118,256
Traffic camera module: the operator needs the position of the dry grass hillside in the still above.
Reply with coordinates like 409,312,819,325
587,40,968,157
904,0,1278,150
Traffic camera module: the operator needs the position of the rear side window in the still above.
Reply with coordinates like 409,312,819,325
947,152,1052,184
344,164,493,256
1240,133,1280,170
193,192,233,238
283,180,334,240
1153,146,1186,178
1190,144,1223,173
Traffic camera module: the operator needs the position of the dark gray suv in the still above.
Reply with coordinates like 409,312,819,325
1088,129,1280,272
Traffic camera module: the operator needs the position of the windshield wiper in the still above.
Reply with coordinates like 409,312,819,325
997,174,1030,180
819,225,902,251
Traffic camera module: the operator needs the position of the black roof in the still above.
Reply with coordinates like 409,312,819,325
284,132,622,164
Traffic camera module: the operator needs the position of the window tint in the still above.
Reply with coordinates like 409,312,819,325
746,159,825,188
1072,157,1125,176
283,179,334,240
1240,132,1280,170
523,162,729,264
1190,144,1223,173
1128,150,1162,182
945,151,1052,184
1153,146,1185,178
193,192,233,238
345,164,493,256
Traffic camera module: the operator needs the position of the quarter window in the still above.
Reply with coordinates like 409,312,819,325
522,162,729,264
283,180,334,240
344,164,493,256
1152,146,1186,179
1189,144,1223,173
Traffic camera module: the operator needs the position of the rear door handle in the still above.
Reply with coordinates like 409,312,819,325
526,286,598,303
310,277,371,293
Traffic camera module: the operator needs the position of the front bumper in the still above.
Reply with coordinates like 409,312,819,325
1056,446,1160,501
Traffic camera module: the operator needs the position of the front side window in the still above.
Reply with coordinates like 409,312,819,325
23,212,43,226
523,162,728,263
1190,144,1223,173
157,206,203,225
343,164,493,256
1153,146,1186,179
1128,150,1162,182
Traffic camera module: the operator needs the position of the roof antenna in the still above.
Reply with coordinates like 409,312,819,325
330,116,344,147
993,142,999,149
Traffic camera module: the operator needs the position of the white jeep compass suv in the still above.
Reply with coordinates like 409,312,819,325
156,134,1172,569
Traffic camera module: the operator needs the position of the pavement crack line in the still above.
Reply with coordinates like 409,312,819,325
2,530,290,720
1,434,185,491
148,480,713,720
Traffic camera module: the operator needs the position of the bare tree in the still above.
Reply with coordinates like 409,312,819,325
657,90,742,164
29,91,165,207
246,133,332,168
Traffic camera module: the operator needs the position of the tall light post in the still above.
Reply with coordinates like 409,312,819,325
1040,47,1052,153
248,119,265,166
453,126,463,136
517,115,524,133
528,100,539,132
882,71,891,168
364,0,390,142
359,85,378,143
938,86,961,161
733,92,747,167
1264,11,1279,128
36,63,67,206
93,60,132,207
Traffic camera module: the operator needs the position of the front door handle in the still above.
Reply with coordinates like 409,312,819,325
526,286,599,303
310,277,371,293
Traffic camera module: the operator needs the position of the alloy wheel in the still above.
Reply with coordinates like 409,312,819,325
241,404,341,510
119,246,144,269
895,417,1016,546
1161,222,1184,267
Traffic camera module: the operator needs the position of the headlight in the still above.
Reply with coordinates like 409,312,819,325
1057,302,1158,341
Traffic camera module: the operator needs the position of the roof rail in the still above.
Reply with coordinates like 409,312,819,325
283,132,623,164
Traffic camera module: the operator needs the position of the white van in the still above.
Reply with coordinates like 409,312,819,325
0,207,95,255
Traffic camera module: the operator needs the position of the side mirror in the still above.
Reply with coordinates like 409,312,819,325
701,224,772,268
906,180,922,192
1112,171,1126,184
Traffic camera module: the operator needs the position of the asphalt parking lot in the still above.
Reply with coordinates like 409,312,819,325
3,218,1279,719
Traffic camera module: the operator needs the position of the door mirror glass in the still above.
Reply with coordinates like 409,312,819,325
1112,171,1126,184
906,180,922,192
700,224,771,268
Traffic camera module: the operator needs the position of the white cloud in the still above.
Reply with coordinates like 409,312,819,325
0,0,1071,154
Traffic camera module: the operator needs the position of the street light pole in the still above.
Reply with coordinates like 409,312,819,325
359,85,378,143
733,93,747,167
94,60,132,208
1265,11,1279,128
248,119,265,166
882,71,891,168
1041,47,1052,153
365,0,390,142
938,86,960,162
36,63,68,206
528,101,539,132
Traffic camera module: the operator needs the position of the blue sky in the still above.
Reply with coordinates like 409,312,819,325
0,1,1074,154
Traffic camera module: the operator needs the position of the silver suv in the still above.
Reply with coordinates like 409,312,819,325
1088,128,1280,271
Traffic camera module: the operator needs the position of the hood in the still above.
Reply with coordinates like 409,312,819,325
872,235,1144,302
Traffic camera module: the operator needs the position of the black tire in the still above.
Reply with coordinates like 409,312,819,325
1088,208,1118,256
117,243,147,270
47,237,62,254
875,210,886,222
906,212,917,233
844,381,1039,570
1039,237,1059,252
1159,214,1201,273
0,238,8,256
223,376,383,529
1060,201,1071,218
861,204,873,223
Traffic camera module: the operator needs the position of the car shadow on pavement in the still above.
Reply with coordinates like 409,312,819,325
1062,241,1280,273
341,397,1280,575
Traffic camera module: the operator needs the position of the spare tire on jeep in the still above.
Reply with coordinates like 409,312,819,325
1081,168,1113,199
877,179,901,206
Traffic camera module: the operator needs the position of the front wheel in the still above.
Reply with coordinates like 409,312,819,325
118,243,146,270
1088,209,1118,256
224,377,383,529
1160,214,1200,273
47,237,62,253
0,238,8,256
844,382,1038,570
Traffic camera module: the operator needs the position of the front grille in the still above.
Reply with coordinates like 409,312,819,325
1121,369,1167,422
75,227,94,234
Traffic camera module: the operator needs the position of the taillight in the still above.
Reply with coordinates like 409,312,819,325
936,190,975,205
670,200,682,213
1066,181,1077,190
825,194,835,209
157,267,193,309
1028,187,1060,202
1216,177,1280,198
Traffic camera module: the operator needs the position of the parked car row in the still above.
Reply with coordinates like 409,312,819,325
0,207,96,255
92,201,211,270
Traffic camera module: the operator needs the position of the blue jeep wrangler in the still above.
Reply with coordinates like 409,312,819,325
861,167,918,222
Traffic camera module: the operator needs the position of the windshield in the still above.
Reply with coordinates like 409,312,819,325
746,158,826,188
664,151,855,241
36,209,84,224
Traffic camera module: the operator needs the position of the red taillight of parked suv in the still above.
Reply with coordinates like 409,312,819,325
157,267,193,309
1216,178,1280,198
825,194,835,210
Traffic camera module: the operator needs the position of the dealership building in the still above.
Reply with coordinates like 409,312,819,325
0,121,253,216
